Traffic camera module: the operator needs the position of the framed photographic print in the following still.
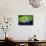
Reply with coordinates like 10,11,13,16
18,15,33,25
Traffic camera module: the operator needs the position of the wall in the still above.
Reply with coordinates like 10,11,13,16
0,0,46,40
